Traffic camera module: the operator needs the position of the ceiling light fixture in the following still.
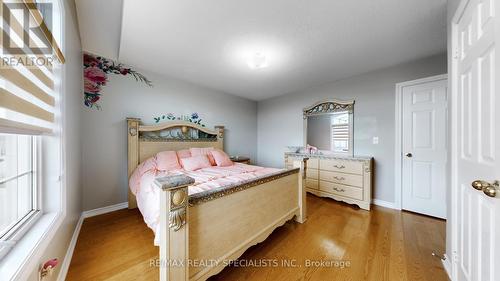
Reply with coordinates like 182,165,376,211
247,53,268,69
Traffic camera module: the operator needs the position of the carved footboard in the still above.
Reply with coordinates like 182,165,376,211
154,159,308,281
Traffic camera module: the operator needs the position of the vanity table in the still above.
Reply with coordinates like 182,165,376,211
285,152,372,210
287,99,374,210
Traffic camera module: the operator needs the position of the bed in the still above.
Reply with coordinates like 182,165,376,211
127,118,307,281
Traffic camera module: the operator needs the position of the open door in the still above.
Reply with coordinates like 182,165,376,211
451,0,500,280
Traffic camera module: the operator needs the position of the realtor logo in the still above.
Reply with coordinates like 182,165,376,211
1,1,55,68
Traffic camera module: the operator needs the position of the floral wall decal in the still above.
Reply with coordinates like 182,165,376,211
154,112,206,127
83,53,152,109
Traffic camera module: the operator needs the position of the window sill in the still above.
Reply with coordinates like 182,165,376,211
0,211,63,280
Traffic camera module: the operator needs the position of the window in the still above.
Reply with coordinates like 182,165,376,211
0,134,39,241
0,0,64,262
331,111,352,154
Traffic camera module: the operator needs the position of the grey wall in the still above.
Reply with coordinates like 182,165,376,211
257,54,447,203
81,70,258,211
27,0,83,280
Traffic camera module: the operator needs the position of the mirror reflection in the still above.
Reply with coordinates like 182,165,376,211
304,100,354,155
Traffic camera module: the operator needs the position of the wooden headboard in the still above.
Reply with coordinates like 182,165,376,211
127,118,224,209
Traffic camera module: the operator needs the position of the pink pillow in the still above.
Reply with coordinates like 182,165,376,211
181,155,212,171
210,150,233,167
190,147,216,166
156,151,181,171
177,149,191,159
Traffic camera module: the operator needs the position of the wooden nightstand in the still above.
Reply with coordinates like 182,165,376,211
230,156,250,164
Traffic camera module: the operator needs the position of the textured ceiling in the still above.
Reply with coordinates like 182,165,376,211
76,0,447,100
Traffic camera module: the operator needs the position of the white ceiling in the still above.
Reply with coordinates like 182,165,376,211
75,0,122,60
76,0,447,101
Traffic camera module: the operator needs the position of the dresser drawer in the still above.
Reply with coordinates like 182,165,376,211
319,181,363,200
306,168,319,179
307,158,319,169
319,159,364,175
306,179,319,190
319,170,363,187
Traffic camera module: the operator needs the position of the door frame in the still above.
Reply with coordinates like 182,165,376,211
394,74,448,210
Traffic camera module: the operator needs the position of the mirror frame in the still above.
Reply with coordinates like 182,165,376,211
303,99,355,155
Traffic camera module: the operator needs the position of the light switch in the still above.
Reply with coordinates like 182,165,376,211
372,137,379,144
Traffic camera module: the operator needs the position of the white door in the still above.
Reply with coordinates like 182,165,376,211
452,0,500,280
401,77,448,218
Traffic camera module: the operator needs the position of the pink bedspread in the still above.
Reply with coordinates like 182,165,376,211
129,161,282,245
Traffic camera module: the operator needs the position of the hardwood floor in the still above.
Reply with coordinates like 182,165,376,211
66,195,448,281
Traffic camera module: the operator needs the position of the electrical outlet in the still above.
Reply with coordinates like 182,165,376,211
372,137,379,144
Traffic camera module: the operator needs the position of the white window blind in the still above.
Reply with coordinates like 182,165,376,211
0,0,64,135
331,112,350,153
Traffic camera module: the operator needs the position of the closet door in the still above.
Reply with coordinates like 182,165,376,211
401,77,448,219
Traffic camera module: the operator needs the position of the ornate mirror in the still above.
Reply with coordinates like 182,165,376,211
303,99,355,156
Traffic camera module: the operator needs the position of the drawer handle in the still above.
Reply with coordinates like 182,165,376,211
333,187,345,192
333,176,345,181
333,165,346,169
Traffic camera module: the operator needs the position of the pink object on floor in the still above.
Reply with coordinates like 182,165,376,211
40,258,59,278
43,258,58,269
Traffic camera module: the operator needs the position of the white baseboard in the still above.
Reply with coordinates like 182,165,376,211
371,199,399,210
57,202,128,281
82,202,128,218
57,215,83,281
441,254,452,280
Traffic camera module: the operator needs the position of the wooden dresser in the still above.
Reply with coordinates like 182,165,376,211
285,152,373,210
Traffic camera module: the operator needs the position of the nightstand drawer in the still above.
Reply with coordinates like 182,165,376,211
319,159,364,175
319,171,363,187
319,181,363,200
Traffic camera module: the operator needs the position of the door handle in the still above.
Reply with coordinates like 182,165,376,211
471,180,489,190
405,153,413,158
471,180,499,197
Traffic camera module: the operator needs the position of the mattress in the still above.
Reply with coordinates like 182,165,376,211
129,162,282,245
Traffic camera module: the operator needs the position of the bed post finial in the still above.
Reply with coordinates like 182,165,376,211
214,126,224,149
155,175,194,281
214,125,224,138
127,117,141,136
